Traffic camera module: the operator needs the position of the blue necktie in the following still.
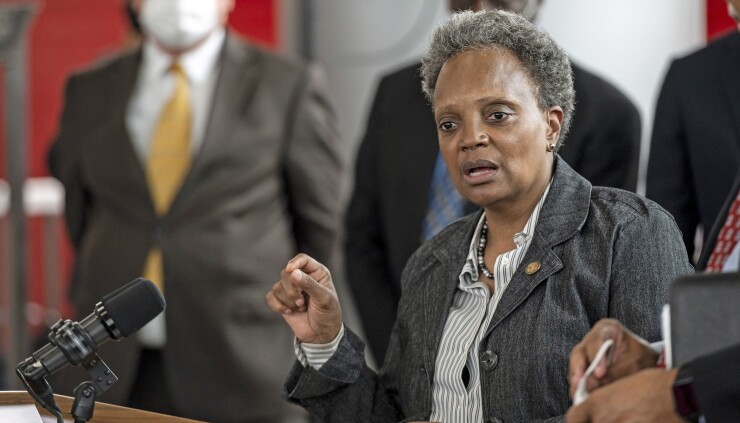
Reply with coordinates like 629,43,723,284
422,152,465,240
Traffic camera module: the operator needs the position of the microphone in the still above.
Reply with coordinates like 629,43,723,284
16,277,165,411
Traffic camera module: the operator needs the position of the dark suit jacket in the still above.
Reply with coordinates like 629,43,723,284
647,31,740,261
346,61,641,364
563,63,642,191
50,34,346,422
289,158,691,422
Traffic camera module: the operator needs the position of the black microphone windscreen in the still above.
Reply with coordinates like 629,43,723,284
101,278,166,337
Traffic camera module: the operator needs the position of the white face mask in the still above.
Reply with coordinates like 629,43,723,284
140,0,219,51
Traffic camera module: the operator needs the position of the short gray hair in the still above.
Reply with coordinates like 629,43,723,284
421,10,575,145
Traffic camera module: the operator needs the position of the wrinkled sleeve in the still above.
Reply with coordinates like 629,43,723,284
284,327,407,422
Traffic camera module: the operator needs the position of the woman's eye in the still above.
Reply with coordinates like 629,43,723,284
490,112,508,120
439,121,457,131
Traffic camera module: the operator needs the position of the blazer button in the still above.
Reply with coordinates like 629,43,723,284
480,350,498,371
487,418,503,423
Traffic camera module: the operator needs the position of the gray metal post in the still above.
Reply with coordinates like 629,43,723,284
300,0,314,60
0,2,37,390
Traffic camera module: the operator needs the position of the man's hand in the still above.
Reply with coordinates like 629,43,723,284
265,253,343,344
566,368,683,423
569,319,659,397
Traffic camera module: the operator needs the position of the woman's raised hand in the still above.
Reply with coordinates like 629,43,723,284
266,253,343,344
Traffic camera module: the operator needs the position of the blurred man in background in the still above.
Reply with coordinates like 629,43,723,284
48,0,346,421
647,0,740,264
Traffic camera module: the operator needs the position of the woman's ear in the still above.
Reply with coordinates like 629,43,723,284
545,106,563,143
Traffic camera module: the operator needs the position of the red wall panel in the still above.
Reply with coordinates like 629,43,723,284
230,0,279,48
707,0,738,40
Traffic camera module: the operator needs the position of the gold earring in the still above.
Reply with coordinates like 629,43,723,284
547,143,556,152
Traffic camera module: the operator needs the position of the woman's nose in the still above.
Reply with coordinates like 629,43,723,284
460,123,489,151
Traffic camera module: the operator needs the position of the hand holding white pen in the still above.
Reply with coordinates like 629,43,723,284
568,319,660,400
573,339,613,405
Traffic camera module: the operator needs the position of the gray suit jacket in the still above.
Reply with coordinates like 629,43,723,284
285,158,692,422
51,34,346,422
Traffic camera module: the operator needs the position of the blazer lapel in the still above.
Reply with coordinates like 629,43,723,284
484,232,562,337
485,157,591,337
180,34,261,197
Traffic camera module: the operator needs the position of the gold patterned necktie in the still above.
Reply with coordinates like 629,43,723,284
142,63,192,292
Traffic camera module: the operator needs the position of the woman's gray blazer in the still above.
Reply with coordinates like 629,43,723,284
285,158,693,422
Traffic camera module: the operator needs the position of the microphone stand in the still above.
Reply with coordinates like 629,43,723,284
17,353,118,423
71,381,97,423
16,318,119,423
71,353,119,422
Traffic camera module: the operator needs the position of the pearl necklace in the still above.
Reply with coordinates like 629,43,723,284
477,221,494,279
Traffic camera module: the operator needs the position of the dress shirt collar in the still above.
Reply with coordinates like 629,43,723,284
140,27,226,85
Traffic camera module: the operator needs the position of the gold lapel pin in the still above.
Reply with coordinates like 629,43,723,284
525,261,541,275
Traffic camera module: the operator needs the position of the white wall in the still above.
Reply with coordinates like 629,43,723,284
311,0,450,154
309,0,707,193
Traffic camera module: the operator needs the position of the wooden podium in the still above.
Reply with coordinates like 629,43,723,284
0,391,202,422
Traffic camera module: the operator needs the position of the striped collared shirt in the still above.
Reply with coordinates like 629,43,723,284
430,182,550,422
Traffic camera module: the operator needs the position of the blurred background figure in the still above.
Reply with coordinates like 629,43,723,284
346,0,642,366
47,0,346,421
647,0,740,264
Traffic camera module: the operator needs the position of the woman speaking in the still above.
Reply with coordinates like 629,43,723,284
266,10,692,422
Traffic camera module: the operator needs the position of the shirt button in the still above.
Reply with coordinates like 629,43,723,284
481,350,499,370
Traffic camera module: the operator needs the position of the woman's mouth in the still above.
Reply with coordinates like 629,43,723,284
462,160,499,184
